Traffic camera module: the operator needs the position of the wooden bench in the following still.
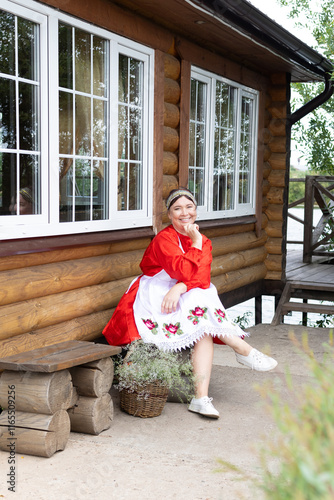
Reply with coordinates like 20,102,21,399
0,340,121,458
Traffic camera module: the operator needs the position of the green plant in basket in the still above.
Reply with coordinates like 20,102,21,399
115,340,195,404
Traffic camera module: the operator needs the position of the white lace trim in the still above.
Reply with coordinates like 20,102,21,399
141,325,249,352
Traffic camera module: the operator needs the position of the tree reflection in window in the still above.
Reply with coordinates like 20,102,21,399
58,23,108,222
0,10,40,215
118,54,143,211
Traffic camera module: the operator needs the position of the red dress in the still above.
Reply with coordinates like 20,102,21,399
103,225,244,349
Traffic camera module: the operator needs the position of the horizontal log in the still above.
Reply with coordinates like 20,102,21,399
265,204,283,221
266,187,284,204
163,151,178,175
0,370,73,414
68,393,113,435
211,247,267,277
263,145,271,162
164,53,180,80
164,102,180,128
0,276,134,340
164,77,180,104
202,223,255,240
263,162,271,179
0,249,144,307
163,125,179,152
261,127,271,145
265,270,282,281
264,108,271,128
71,357,114,397
211,230,267,257
268,169,286,187
0,409,70,458
261,213,268,229
268,102,287,120
269,119,286,137
262,179,270,196
265,254,282,272
265,237,283,255
0,308,115,358
269,136,286,153
265,220,283,238
212,263,267,295
162,174,178,198
262,196,269,209
0,238,151,273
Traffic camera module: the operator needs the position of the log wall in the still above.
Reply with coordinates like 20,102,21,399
263,73,288,281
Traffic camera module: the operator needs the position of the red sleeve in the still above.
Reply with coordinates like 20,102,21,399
140,228,212,290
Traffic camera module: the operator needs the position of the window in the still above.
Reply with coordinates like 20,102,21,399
0,0,154,239
189,67,258,220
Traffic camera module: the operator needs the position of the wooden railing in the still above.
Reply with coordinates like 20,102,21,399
288,176,334,263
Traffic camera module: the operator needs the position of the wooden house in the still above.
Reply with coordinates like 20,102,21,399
0,0,333,356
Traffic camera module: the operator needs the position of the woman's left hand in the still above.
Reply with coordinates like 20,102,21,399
161,282,187,314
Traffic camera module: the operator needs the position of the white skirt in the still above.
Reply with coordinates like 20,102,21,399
133,270,247,351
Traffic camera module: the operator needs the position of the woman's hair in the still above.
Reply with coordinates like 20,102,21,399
166,188,197,210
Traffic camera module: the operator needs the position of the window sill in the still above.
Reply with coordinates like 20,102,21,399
0,227,155,258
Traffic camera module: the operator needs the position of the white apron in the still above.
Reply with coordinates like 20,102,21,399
133,238,246,351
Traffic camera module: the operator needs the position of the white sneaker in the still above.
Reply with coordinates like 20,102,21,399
235,348,278,371
188,396,220,418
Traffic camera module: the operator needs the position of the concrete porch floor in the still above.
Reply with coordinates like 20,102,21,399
0,324,332,500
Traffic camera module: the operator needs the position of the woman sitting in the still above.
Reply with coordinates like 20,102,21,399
103,188,277,419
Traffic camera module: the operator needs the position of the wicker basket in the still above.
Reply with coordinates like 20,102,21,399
119,382,169,418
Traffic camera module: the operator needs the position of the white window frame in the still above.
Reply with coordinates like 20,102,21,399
190,66,259,221
0,0,154,239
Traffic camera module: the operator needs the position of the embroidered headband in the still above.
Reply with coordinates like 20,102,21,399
20,188,33,205
166,189,197,210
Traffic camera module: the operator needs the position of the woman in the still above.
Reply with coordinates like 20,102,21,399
103,188,277,418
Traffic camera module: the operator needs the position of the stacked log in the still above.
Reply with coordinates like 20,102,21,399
263,73,288,280
0,370,73,457
162,53,181,222
68,357,114,435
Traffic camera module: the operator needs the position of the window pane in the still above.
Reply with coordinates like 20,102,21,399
93,99,107,157
18,17,38,81
19,81,39,151
239,96,253,204
59,26,109,223
93,160,107,220
0,11,15,76
118,161,127,211
59,91,73,155
76,94,91,156
188,78,206,206
118,54,143,211
0,12,40,218
19,154,40,214
0,77,16,149
75,29,91,94
93,37,107,97
59,23,73,89
213,82,236,211
75,159,91,221
0,152,16,215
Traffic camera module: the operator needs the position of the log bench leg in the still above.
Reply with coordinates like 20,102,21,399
0,370,74,458
68,357,115,435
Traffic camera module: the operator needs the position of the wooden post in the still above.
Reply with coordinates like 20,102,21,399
304,176,314,263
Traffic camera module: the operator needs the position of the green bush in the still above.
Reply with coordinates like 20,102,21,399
258,332,334,500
